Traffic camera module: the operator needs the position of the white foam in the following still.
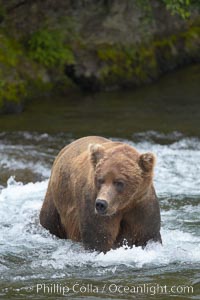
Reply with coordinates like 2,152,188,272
28,228,200,271
0,177,48,250
129,138,200,196
0,153,50,178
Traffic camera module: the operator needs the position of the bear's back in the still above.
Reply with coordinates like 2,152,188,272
54,136,127,166
53,136,109,167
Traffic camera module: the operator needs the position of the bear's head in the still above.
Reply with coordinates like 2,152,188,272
89,143,155,216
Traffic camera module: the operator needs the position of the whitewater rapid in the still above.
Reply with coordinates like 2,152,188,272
0,132,199,283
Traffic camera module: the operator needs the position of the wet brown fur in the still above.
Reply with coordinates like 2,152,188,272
40,136,161,252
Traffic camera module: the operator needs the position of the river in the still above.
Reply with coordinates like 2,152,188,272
0,65,200,299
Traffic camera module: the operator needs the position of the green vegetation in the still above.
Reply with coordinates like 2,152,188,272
163,0,191,19
97,25,200,87
181,26,200,59
97,45,157,86
0,79,27,108
0,30,67,112
28,28,75,68
0,32,21,67
137,0,200,19
0,32,27,110
163,0,200,19
0,26,76,112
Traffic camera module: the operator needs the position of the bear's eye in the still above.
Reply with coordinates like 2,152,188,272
114,181,124,192
96,178,105,187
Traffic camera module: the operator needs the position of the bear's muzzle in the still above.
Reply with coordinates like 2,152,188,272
95,199,108,215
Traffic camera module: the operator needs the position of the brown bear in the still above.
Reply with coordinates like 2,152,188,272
40,136,161,252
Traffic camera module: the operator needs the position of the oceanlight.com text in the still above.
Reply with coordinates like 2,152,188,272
35,282,194,296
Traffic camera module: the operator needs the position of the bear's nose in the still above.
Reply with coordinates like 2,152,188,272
95,199,108,215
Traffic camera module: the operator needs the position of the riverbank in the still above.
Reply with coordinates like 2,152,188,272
0,0,200,113
0,64,199,137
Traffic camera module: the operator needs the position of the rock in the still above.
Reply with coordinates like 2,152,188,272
0,0,199,111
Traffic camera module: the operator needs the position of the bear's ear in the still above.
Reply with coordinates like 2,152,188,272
88,143,105,167
139,152,156,173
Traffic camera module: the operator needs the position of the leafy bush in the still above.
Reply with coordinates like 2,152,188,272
28,29,75,68
162,0,200,19
137,0,199,19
